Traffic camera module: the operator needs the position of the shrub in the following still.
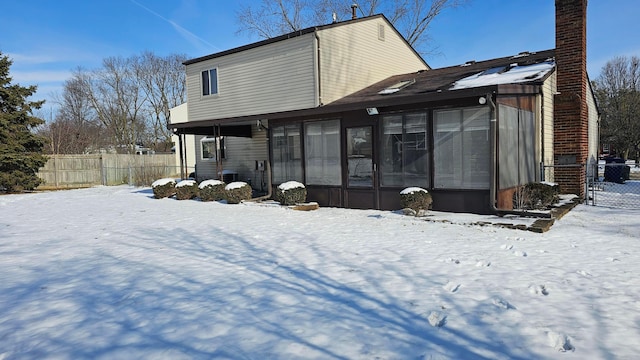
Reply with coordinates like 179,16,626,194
275,181,307,205
151,178,176,199
225,181,252,204
513,182,560,210
175,179,199,200
199,179,226,201
400,187,433,214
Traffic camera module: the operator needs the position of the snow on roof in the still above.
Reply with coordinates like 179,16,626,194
400,187,428,195
199,179,224,189
278,181,305,192
151,178,176,187
176,179,196,188
450,61,554,90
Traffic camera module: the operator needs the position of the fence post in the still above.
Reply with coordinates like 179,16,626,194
100,155,106,186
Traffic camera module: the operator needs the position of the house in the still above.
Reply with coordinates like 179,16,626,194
170,0,598,214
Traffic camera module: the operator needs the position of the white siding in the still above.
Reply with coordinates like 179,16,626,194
186,34,317,122
541,72,556,181
194,127,269,189
317,18,427,104
586,83,599,162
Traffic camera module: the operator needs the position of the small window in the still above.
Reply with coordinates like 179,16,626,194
201,136,225,160
201,68,218,96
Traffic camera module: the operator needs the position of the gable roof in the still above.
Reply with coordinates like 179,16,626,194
327,49,556,108
184,14,426,68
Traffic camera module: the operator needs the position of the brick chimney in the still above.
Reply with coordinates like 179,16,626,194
554,0,588,198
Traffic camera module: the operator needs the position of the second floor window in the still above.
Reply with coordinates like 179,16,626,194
202,68,218,96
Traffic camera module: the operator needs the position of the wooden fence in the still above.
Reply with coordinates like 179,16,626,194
37,154,179,190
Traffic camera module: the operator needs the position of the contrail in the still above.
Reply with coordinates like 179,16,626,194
130,0,220,52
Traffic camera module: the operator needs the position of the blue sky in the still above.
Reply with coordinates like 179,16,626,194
1,0,638,116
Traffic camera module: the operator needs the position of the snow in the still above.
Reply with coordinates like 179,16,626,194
225,181,248,190
278,181,305,192
1,185,639,359
150,178,175,187
198,179,224,189
400,186,428,195
175,179,196,188
451,61,555,90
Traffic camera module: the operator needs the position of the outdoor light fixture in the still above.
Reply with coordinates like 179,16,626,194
478,96,487,105
366,107,379,115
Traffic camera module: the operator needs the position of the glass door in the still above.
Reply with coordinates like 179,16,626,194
346,126,373,187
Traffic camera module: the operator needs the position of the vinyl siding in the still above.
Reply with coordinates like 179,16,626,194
317,18,427,104
186,34,317,122
194,127,269,187
541,72,556,181
586,84,599,162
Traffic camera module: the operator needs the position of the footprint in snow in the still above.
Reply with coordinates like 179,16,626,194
501,244,514,250
492,297,515,310
476,260,491,267
576,270,592,277
513,250,527,257
529,284,549,296
547,331,575,352
443,281,460,293
427,311,447,327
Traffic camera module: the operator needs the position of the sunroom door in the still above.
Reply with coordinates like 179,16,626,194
345,126,377,209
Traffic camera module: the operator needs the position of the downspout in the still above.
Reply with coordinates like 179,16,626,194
314,32,322,107
488,93,499,213
540,87,545,181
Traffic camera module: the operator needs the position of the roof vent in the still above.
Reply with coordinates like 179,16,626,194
461,60,476,67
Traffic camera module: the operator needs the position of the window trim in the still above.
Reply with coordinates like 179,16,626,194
200,136,225,161
201,68,218,96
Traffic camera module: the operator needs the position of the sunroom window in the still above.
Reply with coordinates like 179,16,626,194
433,107,490,189
380,112,429,187
271,124,303,184
304,120,341,185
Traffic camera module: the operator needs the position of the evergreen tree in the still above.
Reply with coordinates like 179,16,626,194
0,51,48,192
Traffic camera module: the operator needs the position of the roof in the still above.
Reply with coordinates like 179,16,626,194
328,49,556,107
171,49,556,134
184,14,426,68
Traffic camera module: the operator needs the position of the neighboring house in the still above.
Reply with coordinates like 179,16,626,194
171,0,597,214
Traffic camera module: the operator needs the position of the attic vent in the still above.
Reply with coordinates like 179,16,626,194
378,79,415,95
378,24,385,41
461,60,476,67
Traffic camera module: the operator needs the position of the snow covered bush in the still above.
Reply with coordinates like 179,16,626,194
198,179,226,202
151,178,176,199
175,179,198,200
514,182,560,210
400,187,432,214
275,181,307,206
225,181,252,204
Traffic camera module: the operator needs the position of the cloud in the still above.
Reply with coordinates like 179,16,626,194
11,70,72,84
130,0,220,53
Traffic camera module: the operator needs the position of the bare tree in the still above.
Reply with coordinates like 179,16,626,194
237,0,469,54
594,56,640,160
134,52,187,153
81,56,146,154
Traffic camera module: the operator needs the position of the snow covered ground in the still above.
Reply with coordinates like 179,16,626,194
1,185,639,359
